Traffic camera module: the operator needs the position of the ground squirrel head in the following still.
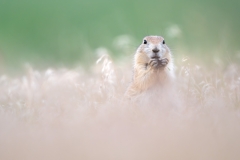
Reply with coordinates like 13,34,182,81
137,36,170,60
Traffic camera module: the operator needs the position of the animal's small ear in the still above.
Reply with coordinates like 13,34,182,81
143,40,147,44
162,40,165,44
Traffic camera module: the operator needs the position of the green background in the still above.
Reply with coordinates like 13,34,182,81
0,0,240,71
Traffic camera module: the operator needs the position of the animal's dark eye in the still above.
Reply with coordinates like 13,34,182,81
163,40,165,44
143,40,147,44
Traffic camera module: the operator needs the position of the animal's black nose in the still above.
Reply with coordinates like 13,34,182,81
152,48,159,53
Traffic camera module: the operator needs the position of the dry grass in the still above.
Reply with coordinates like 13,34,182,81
0,53,240,160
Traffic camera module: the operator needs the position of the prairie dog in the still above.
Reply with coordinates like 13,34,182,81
126,35,175,98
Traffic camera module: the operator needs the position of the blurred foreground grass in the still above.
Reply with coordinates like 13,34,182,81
0,53,240,160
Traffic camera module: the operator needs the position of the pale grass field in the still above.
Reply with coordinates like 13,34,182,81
0,52,240,160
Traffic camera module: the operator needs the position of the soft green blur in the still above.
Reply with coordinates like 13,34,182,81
0,0,240,70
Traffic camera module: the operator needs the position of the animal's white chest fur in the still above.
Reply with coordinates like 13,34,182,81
152,67,174,85
131,81,171,105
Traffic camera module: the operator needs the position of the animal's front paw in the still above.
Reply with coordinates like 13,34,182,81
159,58,169,67
148,59,159,68
148,58,169,69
